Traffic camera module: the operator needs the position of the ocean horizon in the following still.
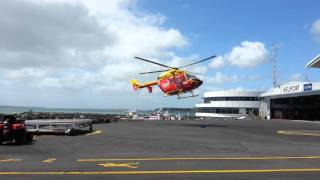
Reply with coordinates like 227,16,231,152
0,105,135,115
0,105,194,116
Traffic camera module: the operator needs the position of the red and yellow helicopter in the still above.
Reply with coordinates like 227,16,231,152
130,55,216,99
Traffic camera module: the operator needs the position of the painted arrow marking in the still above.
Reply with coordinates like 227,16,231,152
99,162,140,169
41,158,56,163
86,130,102,136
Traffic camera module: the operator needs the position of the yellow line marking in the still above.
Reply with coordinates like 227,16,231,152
0,159,22,162
99,162,139,169
278,130,320,136
41,158,56,163
2,168,320,175
78,156,320,162
86,130,102,136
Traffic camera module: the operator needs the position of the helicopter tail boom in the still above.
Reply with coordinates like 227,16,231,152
130,79,157,93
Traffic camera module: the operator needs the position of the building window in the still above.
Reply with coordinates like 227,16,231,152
232,108,239,114
197,107,242,114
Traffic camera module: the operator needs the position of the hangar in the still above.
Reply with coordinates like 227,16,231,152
260,82,320,120
259,54,320,120
306,54,320,68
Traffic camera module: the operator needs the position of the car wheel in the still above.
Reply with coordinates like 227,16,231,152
26,133,33,142
15,133,26,145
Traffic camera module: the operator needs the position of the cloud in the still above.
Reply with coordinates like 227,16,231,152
225,41,269,68
205,72,261,86
290,73,302,82
311,19,320,42
0,1,112,69
209,56,224,69
0,0,188,92
209,41,269,69
5,68,51,80
0,0,205,108
166,54,208,74
206,72,240,84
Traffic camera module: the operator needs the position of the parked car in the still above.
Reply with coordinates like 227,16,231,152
0,115,33,145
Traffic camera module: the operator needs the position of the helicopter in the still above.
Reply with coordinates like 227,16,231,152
130,55,216,99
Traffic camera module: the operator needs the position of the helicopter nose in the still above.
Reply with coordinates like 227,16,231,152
191,78,203,87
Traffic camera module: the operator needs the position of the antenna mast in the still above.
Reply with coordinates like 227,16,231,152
271,44,278,87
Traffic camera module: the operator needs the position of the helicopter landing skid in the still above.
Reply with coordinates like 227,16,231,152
177,92,199,99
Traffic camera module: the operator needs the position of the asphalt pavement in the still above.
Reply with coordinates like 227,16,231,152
1,119,320,179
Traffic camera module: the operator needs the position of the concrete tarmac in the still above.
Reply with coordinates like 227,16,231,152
1,119,320,179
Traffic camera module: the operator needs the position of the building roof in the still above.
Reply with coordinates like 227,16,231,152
306,54,320,68
204,90,265,98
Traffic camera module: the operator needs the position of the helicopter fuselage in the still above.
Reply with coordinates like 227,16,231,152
157,70,202,95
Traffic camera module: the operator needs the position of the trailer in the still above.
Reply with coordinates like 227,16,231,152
25,119,93,135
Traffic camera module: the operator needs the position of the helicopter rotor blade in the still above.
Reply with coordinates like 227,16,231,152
185,71,200,75
178,55,216,69
134,57,174,69
139,69,169,75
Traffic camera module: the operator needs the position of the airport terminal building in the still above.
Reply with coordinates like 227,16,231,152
196,90,264,118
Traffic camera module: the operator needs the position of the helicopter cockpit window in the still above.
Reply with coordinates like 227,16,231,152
186,74,196,80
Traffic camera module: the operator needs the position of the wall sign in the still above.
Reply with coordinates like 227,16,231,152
281,84,300,93
304,83,312,91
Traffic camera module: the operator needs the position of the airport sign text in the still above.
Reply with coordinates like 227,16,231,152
281,84,300,94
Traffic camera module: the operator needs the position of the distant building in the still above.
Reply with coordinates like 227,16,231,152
196,90,264,118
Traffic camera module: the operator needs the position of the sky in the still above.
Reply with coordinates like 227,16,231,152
0,0,320,109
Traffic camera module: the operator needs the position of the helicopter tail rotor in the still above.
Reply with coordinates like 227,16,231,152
130,79,142,91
